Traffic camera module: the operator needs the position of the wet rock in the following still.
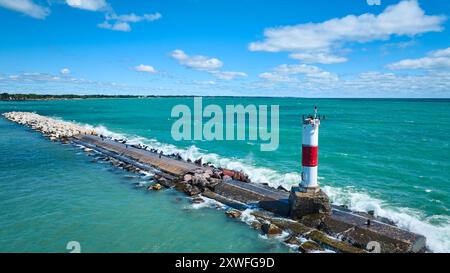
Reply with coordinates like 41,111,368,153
153,174,162,180
251,221,262,230
225,210,242,218
184,184,201,196
157,177,175,188
148,183,162,191
174,181,188,192
191,197,205,204
299,241,324,253
252,211,312,236
261,223,283,236
284,235,302,246
194,158,202,166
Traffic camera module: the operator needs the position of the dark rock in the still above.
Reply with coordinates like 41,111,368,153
174,181,188,192
191,197,205,204
225,210,242,218
194,158,202,166
261,223,283,236
157,177,175,188
284,235,302,246
206,178,222,190
252,211,312,236
184,184,201,196
250,221,262,230
299,241,324,253
153,174,162,180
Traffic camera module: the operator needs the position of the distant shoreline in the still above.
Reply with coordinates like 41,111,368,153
1,93,449,101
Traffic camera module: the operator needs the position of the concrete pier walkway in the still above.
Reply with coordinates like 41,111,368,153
74,134,200,176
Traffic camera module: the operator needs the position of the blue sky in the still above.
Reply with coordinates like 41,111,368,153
0,0,449,97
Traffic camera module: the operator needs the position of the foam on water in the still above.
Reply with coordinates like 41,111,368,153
83,123,450,253
322,186,450,253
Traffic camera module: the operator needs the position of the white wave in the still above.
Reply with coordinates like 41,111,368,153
322,185,450,253
240,208,259,225
189,196,226,210
81,123,450,253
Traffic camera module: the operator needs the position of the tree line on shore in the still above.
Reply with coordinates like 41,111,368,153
0,93,187,101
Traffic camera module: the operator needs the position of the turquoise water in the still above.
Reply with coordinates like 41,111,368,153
0,98,449,252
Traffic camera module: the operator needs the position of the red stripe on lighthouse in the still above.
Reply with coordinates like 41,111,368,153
302,145,318,167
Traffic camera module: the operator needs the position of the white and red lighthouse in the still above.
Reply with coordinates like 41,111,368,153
289,107,330,219
300,107,320,192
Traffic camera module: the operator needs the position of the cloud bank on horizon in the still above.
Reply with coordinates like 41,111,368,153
0,0,449,97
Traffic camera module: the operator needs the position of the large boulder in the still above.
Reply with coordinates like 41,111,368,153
261,223,283,236
225,210,242,218
299,241,324,253
184,184,202,196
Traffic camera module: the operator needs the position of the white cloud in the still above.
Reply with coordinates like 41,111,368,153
249,0,445,64
194,80,216,85
106,12,161,23
134,64,157,74
289,52,347,64
170,50,247,81
97,21,131,32
209,71,247,80
60,68,71,75
259,64,339,83
66,0,108,12
258,72,292,83
171,49,223,70
98,12,161,32
387,46,450,70
0,0,50,19
253,66,450,97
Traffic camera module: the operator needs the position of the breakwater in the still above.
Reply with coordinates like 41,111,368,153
2,111,427,253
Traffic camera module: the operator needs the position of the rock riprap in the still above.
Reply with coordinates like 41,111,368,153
3,112,96,139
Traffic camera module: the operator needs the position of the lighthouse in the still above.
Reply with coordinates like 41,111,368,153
289,106,331,219
300,106,320,192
